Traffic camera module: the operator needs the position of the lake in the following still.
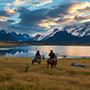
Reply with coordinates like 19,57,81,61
0,45,90,58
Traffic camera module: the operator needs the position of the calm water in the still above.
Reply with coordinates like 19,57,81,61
0,45,90,58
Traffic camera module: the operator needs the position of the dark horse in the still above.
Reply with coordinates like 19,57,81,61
47,58,57,68
32,55,45,65
32,58,41,65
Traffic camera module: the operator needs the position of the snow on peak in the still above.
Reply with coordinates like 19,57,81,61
64,22,90,37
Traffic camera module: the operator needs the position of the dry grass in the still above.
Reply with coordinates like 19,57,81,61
0,42,25,47
0,56,90,90
0,42,16,47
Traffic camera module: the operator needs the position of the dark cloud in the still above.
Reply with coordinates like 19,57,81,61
8,24,47,35
7,20,15,23
17,2,75,28
75,15,90,21
47,3,74,18
0,10,12,17
18,7,49,27
6,7,50,34
0,9,16,18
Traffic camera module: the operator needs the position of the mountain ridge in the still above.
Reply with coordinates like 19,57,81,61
0,30,32,42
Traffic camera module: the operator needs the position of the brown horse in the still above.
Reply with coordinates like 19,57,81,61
47,58,57,68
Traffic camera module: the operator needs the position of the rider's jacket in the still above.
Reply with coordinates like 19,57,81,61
49,52,55,59
36,53,41,59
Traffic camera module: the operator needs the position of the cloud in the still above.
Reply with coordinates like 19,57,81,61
43,2,90,26
5,7,16,15
66,2,90,14
1,1,90,35
47,2,90,18
8,1,90,34
37,2,90,28
13,0,53,9
0,8,49,35
75,15,90,22
0,20,12,31
55,18,75,25
0,7,16,20
0,10,14,19
7,19,15,23
18,7,48,27
6,3,12,6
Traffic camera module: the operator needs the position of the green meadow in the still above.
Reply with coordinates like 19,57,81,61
0,57,90,90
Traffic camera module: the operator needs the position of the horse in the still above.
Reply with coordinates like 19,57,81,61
32,58,41,65
47,57,57,68
32,55,45,65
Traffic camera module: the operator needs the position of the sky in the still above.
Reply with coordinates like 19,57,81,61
0,0,90,36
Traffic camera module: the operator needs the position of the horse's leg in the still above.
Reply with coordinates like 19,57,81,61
56,60,57,65
32,58,36,65
54,64,56,67
32,61,34,65
51,64,53,68
38,61,41,64
37,59,41,64
39,59,41,64
32,59,34,65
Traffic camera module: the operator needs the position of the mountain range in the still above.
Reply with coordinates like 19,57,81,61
0,21,90,43
0,30,32,42
64,22,90,37
41,22,90,43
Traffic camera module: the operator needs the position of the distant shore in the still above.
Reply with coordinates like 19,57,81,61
0,41,90,47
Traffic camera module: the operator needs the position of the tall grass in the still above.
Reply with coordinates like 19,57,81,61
0,57,90,90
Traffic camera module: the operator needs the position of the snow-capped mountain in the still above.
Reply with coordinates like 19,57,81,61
42,28,59,41
1,21,90,43
0,30,33,42
10,32,33,42
33,34,45,41
42,30,81,43
0,30,17,41
64,22,90,37
41,22,90,43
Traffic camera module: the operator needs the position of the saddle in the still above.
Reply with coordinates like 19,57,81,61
35,57,41,61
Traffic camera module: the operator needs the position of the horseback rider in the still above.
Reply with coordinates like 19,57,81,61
48,50,55,59
35,50,41,61
48,50,57,64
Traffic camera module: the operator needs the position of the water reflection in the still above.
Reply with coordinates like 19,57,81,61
0,45,90,58
0,49,28,55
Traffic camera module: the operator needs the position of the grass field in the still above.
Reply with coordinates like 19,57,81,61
0,42,22,47
0,57,90,90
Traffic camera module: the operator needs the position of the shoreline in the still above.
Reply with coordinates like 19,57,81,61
1,42,90,47
0,56,90,59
